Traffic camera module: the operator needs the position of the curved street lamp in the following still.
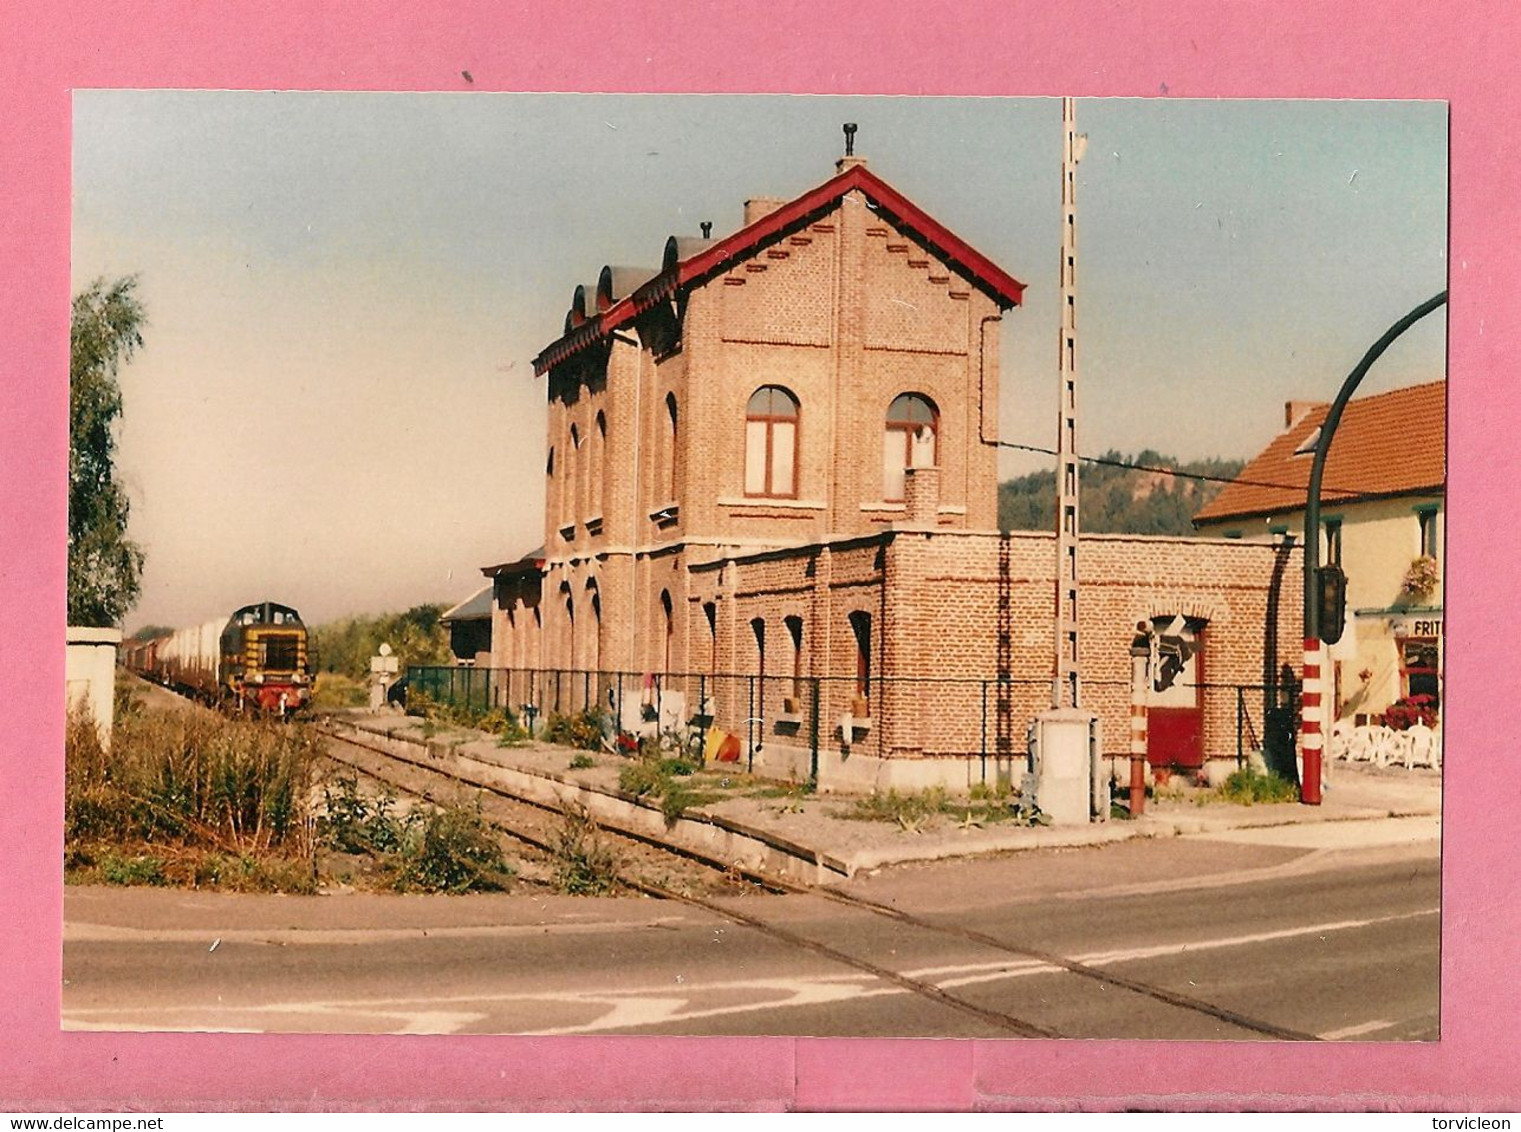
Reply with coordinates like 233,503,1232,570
1300,289,1448,804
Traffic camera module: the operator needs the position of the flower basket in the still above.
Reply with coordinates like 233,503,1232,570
1383,694,1438,731
1401,555,1440,601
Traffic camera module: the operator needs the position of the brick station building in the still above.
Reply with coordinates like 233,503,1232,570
484,148,1303,791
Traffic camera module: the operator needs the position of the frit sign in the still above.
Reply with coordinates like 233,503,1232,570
1390,616,1443,638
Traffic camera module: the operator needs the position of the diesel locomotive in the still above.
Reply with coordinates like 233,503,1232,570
124,600,313,714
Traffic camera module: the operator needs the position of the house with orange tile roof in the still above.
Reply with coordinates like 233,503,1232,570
1194,381,1445,726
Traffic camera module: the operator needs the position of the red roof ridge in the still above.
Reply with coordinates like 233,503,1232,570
533,162,1025,375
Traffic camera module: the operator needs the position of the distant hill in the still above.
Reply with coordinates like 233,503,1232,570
998,450,1245,536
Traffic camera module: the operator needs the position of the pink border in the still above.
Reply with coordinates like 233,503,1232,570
4,0,1517,1111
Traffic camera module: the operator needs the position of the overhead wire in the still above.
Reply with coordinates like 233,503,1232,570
992,439,1372,500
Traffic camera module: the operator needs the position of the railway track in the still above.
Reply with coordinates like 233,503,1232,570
315,722,1319,1041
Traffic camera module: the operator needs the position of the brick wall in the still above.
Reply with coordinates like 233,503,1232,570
691,529,1302,763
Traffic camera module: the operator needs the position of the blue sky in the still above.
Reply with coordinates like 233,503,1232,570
71,93,1447,631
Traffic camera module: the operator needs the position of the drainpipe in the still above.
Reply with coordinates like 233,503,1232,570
1128,628,1150,816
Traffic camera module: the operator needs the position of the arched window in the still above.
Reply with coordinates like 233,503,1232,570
568,423,582,525
664,393,679,503
588,582,602,676
784,615,804,700
848,610,872,702
591,411,607,520
744,385,800,498
883,393,939,502
751,617,767,719
660,589,674,675
704,602,718,682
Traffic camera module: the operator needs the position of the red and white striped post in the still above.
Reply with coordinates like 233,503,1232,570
1300,636,1324,805
1128,630,1150,815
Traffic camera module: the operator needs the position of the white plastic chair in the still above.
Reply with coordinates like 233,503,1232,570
1345,724,1377,764
1404,722,1439,770
1366,726,1403,768
1328,720,1354,762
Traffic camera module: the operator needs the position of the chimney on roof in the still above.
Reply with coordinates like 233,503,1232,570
700,221,712,238
744,196,786,225
836,121,867,172
1285,400,1324,428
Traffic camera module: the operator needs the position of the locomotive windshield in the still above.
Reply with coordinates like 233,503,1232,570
231,601,305,627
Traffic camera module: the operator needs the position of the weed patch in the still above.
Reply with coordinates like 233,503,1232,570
617,755,710,825
542,707,610,751
843,786,1042,832
391,801,516,894
550,806,621,895
1214,767,1299,805
66,704,318,856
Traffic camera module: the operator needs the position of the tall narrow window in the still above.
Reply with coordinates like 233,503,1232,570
848,611,872,702
568,423,581,526
665,393,679,504
660,590,674,676
1416,506,1439,558
883,393,939,502
744,385,800,498
564,596,576,671
704,602,718,683
589,587,602,676
591,411,607,520
1324,519,1343,568
784,615,804,700
751,617,766,717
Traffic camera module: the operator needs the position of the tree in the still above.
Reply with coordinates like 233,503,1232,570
69,276,147,627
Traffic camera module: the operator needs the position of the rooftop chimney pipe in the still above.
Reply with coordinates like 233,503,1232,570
700,221,712,238
843,122,858,157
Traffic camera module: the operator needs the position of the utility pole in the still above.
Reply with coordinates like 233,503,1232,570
1053,95,1086,709
1027,98,1103,826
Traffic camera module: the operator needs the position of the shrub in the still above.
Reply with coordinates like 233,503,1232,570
1384,694,1438,731
319,775,406,855
550,806,620,895
100,852,166,886
618,759,667,798
392,800,515,894
406,690,531,743
569,753,596,770
542,707,609,751
1215,767,1299,805
846,787,949,827
311,672,368,710
66,704,319,854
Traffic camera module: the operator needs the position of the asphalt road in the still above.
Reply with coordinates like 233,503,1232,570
62,819,1439,1040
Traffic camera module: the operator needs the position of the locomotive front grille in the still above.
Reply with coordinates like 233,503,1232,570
259,634,302,672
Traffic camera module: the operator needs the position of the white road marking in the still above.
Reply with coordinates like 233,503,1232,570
1320,1018,1394,1040
1190,815,1439,851
62,905,1439,1035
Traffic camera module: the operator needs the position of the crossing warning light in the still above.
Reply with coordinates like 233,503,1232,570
1318,565,1347,645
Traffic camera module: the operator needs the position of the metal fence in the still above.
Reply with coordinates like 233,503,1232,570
405,665,1299,787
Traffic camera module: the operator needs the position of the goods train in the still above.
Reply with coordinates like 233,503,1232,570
123,600,312,714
